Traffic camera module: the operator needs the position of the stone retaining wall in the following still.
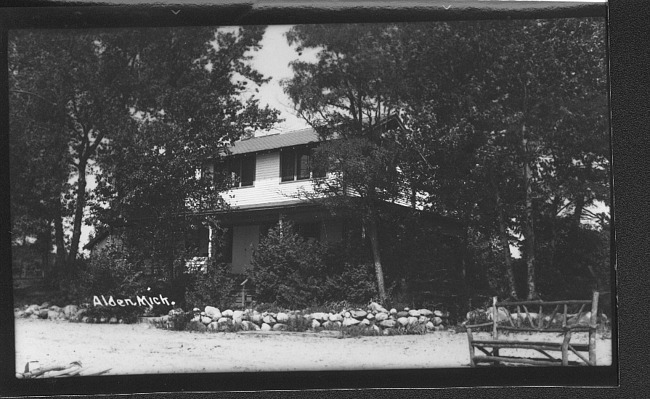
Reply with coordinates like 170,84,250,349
14,301,451,334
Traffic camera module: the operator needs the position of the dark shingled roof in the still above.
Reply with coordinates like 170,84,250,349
229,128,321,155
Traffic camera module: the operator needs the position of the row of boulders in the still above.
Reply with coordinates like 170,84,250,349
165,302,450,334
464,306,606,327
14,301,452,334
14,303,124,324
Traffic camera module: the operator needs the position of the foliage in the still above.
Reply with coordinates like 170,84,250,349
283,19,609,304
248,222,380,308
165,311,194,331
82,305,141,324
9,26,279,280
184,260,237,310
247,222,328,308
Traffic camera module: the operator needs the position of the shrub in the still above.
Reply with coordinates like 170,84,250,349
247,222,328,308
184,260,236,310
82,305,141,324
248,222,379,308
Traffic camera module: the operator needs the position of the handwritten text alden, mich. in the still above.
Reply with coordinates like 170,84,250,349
93,294,170,307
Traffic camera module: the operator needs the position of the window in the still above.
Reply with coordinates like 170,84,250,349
280,146,325,182
229,155,255,187
296,222,321,241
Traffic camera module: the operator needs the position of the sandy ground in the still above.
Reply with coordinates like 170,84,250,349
14,319,613,376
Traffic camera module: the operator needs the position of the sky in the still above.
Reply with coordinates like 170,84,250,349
243,25,314,133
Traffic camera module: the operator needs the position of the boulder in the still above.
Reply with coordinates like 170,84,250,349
217,317,230,324
360,318,371,326
201,316,212,325
82,316,90,323
408,309,421,317
262,315,276,325
351,310,367,319
276,312,289,323
568,312,592,326
342,317,360,327
261,323,272,331
14,310,25,318
408,316,419,325
433,316,443,326
380,319,396,328
486,307,510,322
310,312,327,322
205,306,221,319
240,320,256,331
419,316,429,323
30,314,40,319
344,311,351,318
208,321,219,331
369,302,388,314
38,309,49,319
433,310,444,317
222,309,234,317
322,320,342,329
75,308,87,320
396,311,409,318
311,319,321,329
189,320,207,332
397,317,409,326
426,321,435,330
47,310,60,320
272,323,287,331
366,313,375,320
233,310,245,322
40,302,50,309
109,317,118,324
62,305,78,319
100,317,108,323
375,312,389,322
419,309,433,317
251,312,263,324
49,305,61,312
329,313,342,322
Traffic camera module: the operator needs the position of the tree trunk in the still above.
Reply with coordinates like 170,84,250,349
522,135,537,300
573,195,585,231
54,207,68,275
496,189,518,299
67,160,87,268
365,213,387,304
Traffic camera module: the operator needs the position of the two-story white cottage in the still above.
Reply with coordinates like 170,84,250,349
208,127,344,274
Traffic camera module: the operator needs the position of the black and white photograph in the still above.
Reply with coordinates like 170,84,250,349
6,2,616,389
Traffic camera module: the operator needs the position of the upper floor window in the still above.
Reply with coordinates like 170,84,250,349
280,146,326,182
229,155,255,187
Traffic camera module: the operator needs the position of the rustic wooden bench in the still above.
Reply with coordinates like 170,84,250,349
466,291,599,366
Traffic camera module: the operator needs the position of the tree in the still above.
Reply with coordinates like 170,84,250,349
283,24,415,303
9,26,279,280
282,19,608,303
393,19,608,299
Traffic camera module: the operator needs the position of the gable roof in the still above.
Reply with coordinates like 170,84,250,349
229,128,321,155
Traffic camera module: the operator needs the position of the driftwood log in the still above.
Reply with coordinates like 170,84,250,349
16,361,111,378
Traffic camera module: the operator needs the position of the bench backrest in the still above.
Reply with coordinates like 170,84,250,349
485,291,599,338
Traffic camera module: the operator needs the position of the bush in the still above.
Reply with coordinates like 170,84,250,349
247,222,328,308
82,305,141,324
248,222,379,308
184,260,236,310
